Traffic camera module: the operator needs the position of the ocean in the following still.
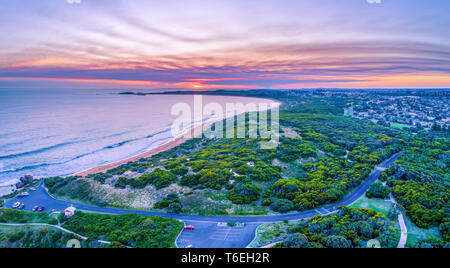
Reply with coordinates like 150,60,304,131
0,89,274,196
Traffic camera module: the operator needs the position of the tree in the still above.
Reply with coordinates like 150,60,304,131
168,203,182,214
271,199,294,213
366,182,391,199
326,235,350,248
284,233,309,248
227,184,261,204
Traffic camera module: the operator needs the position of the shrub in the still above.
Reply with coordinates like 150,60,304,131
115,169,177,190
62,212,183,248
271,199,294,213
168,203,182,214
262,198,273,206
8,231,25,242
227,184,261,204
154,193,183,214
326,235,350,248
181,169,231,190
283,233,309,248
154,200,171,209
172,166,189,176
366,182,391,199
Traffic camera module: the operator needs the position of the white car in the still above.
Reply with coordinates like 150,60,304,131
12,202,21,209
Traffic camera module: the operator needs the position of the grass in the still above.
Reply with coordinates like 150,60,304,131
390,123,410,130
349,196,442,248
349,196,392,216
349,197,401,247
0,209,57,225
0,223,89,248
404,215,441,247
248,220,297,248
0,224,60,233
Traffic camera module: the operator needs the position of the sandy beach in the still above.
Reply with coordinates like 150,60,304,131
75,99,280,177
74,121,212,177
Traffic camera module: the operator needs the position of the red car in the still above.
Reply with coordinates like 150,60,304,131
184,225,195,230
37,206,45,212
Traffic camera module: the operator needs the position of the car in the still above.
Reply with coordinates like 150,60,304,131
184,225,195,230
12,202,21,209
32,206,39,212
37,206,45,212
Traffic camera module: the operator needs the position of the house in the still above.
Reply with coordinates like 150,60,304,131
63,206,77,217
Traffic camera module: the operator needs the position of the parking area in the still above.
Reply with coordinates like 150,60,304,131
176,221,259,248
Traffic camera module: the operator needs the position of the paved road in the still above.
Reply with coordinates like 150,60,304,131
177,221,260,248
4,152,403,248
389,193,408,248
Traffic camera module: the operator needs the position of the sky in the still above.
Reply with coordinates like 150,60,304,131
1,0,450,90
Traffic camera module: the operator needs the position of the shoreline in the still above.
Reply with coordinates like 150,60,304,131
74,121,212,177
0,96,281,195
75,99,280,177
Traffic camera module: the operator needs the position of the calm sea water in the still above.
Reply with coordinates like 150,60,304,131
0,89,273,195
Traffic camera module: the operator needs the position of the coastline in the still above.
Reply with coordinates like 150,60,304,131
74,121,211,177
75,99,280,177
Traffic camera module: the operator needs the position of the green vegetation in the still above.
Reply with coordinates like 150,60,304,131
366,182,391,199
383,138,449,246
227,183,261,204
279,207,398,248
350,196,394,217
253,207,399,248
45,176,108,207
41,93,448,244
115,168,178,190
270,199,294,213
0,209,183,248
0,225,95,248
62,211,183,248
0,209,57,225
154,193,183,213
181,168,233,190
249,222,289,248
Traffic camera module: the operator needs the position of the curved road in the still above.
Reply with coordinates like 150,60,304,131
4,152,402,247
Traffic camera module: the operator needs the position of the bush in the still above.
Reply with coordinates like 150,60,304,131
227,184,261,204
283,233,309,248
8,231,25,242
262,198,273,206
154,200,170,209
366,182,391,199
115,169,177,190
271,199,294,213
63,211,183,248
180,175,199,187
326,235,350,248
154,193,183,214
45,176,78,193
0,209,52,224
168,203,182,214
181,169,231,190
172,166,189,176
